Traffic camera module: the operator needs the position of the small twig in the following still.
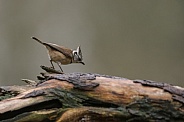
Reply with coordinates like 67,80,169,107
40,65,64,74
21,79,37,85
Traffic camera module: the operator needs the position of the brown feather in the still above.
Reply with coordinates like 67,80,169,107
42,42,73,59
32,36,74,65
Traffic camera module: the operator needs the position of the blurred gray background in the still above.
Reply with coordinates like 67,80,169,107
0,0,184,86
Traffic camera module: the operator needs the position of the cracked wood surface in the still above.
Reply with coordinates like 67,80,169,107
0,68,184,121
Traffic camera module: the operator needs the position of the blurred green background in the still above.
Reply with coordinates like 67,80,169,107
0,0,183,86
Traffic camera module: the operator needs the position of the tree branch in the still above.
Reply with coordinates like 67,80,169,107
0,66,183,121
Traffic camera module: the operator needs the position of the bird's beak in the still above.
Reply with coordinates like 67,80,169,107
80,62,85,65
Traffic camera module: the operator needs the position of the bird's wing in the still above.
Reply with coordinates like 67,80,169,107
43,42,73,58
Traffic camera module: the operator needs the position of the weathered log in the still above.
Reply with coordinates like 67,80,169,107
0,66,183,122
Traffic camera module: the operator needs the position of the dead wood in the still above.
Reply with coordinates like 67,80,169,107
0,66,184,122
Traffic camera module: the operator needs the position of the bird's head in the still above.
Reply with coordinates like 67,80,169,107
72,46,85,65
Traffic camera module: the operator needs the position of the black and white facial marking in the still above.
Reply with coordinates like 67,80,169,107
72,46,84,65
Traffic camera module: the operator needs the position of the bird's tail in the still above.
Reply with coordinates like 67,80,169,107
31,36,44,45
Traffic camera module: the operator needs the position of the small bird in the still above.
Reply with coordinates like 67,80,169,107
31,36,85,72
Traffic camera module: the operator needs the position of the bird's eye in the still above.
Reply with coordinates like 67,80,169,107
73,52,78,60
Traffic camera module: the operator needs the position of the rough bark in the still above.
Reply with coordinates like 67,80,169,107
0,66,183,122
